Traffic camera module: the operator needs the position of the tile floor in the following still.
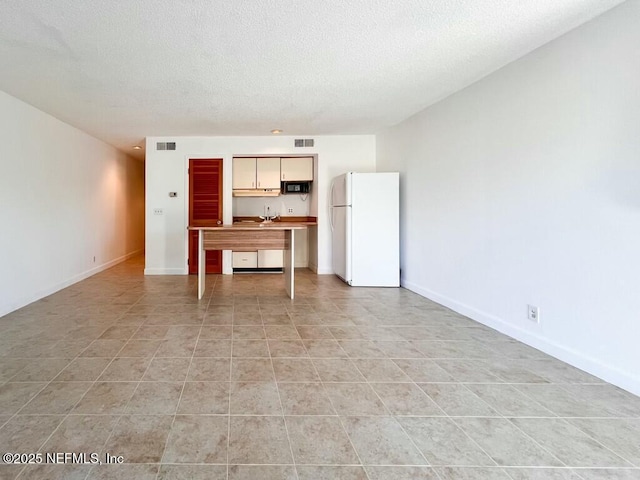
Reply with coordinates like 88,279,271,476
1,257,639,479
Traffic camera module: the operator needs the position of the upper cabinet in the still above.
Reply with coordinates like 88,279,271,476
256,157,281,189
232,157,257,189
281,157,313,181
232,157,281,190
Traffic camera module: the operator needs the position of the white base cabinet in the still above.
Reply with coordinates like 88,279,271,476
233,250,283,269
232,251,258,269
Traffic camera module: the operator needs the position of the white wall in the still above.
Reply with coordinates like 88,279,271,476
233,194,310,217
145,136,375,275
0,91,145,317
377,0,640,395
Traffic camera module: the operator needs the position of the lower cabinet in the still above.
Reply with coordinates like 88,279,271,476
258,250,284,268
232,250,283,270
232,251,258,269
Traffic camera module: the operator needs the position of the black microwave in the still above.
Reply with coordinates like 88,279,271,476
281,181,311,194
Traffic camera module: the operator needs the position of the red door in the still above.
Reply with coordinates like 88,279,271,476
189,158,223,274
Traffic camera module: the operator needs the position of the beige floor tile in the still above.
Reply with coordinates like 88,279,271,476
117,340,162,358
398,416,495,466
232,326,265,339
392,359,455,382
232,339,270,357
162,415,228,464
178,381,229,414
199,326,232,338
231,358,274,382
17,464,90,480
312,358,366,382
21,382,91,414
466,383,555,417
0,415,63,452
103,415,173,463
157,465,226,480
98,357,151,382
297,466,368,480
9,358,71,382
87,464,159,480
142,357,190,382
454,417,563,467
188,358,231,381
230,381,282,415
0,382,46,414
228,416,293,464
126,382,183,414
366,466,439,479
507,468,581,479
80,340,126,357
154,338,197,358
323,383,388,416
272,358,320,382
278,382,336,415
41,414,119,453
436,467,512,479
229,465,296,480
54,357,112,381
269,339,309,357
286,416,359,464
371,382,443,416
194,339,231,357
419,383,498,416
341,416,427,465
302,339,347,357
352,358,412,382
73,382,137,414
512,418,632,467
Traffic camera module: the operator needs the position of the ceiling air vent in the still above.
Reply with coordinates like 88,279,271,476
156,142,176,151
294,139,314,148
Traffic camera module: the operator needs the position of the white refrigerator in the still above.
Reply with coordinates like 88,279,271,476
330,172,400,287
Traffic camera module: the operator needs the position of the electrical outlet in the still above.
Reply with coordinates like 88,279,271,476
153,208,163,215
527,305,540,323
287,208,294,214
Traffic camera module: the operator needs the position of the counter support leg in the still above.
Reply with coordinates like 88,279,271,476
284,229,295,299
198,230,206,299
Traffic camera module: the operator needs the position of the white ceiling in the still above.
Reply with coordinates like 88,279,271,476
0,0,625,160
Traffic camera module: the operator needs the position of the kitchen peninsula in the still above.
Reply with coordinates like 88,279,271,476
188,221,316,299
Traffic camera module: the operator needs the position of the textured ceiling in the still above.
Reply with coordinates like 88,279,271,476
0,0,626,159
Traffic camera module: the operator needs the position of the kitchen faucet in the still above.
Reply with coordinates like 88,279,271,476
260,205,279,223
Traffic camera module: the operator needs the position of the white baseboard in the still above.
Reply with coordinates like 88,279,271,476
144,268,187,275
316,267,334,275
402,279,640,397
0,249,144,318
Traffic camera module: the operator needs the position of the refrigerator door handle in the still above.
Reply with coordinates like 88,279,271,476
330,179,335,207
329,206,334,232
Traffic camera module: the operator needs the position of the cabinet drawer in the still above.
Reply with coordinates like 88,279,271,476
232,251,258,268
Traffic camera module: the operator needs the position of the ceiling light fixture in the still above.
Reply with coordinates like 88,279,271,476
132,145,142,150
270,129,283,134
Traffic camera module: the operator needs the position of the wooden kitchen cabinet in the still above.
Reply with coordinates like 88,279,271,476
256,157,281,189
281,157,313,181
232,157,257,189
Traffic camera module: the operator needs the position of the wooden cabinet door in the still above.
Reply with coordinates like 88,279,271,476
281,157,313,181
233,157,256,189
256,157,281,189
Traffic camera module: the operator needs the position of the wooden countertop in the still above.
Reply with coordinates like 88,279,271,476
188,223,311,231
